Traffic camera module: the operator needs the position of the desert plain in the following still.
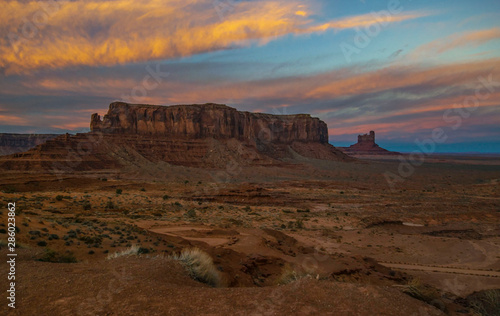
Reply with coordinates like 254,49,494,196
0,149,499,315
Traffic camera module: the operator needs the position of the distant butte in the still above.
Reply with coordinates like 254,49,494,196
0,102,352,172
339,131,400,156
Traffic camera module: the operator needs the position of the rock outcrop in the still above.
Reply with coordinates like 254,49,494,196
339,131,399,156
0,133,60,156
90,102,329,144
0,102,350,173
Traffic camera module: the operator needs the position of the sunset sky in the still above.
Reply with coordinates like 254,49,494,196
1,0,499,152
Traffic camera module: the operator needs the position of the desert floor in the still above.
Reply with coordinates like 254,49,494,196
0,154,499,315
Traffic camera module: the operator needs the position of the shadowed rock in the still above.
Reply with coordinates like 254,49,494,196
0,102,351,172
339,131,400,156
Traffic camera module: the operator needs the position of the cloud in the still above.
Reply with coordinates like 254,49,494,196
411,27,500,58
0,0,426,74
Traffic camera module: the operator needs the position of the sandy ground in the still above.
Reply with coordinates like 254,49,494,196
0,154,499,315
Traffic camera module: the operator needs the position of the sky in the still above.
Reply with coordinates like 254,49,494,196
0,0,499,153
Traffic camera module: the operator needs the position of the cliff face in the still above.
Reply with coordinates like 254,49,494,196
90,102,328,144
0,133,60,156
339,131,399,156
0,102,350,172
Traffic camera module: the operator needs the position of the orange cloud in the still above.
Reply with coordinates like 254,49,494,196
306,58,500,100
0,0,425,74
411,27,500,58
0,114,30,126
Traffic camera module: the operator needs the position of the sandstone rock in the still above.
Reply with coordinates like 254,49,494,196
0,102,351,172
91,102,329,144
339,131,400,156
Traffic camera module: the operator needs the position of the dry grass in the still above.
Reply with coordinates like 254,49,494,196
275,264,316,285
106,244,140,260
402,278,445,311
469,289,500,316
171,248,222,287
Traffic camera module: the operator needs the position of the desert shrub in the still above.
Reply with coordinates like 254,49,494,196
106,244,140,259
137,247,151,254
162,195,170,200
37,240,47,247
0,229,6,234
82,200,92,210
48,234,59,240
38,249,77,263
116,189,122,195
105,201,115,209
403,278,444,311
171,248,222,287
295,219,304,229
186,209,196,218
468,289,500,316
3,186,17,193
276,264,314,285
80,235,102,245
140,188,146,192
56,195,64,201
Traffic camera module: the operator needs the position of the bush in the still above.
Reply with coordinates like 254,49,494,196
106,244,140,259
116,189,122,195
276,264,314,285
162,195,170,200
171,248,222,287
56,195,64,201
3,186,17,193
468,289,500,316
137,247,150,254
38,249,77,263
82,200,92,210
105,201,115,209
186,209,196,218
403,278,444,311
295,219,304,229
37,240,47,247
140,188,146,192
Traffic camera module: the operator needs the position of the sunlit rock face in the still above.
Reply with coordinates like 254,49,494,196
0,102,351,172
90,102,329,144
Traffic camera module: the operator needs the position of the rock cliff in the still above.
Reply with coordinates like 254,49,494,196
90,102,329,144
0,102,350,173
339,131,399,156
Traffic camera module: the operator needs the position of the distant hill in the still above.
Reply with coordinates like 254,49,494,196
0,133,60,156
